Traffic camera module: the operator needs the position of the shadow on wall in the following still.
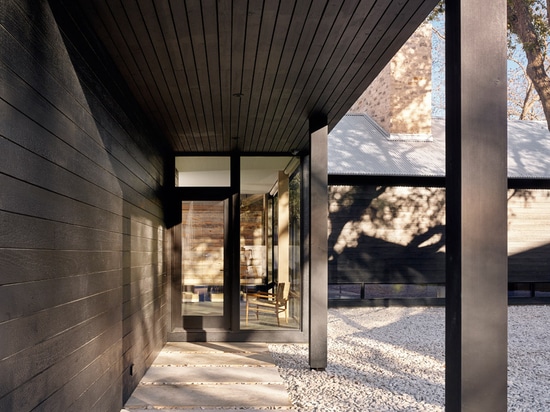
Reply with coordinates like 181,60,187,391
328,185,446,285
49,1,168,407
509,242,550,283
330,229,446,284
329,185,550,287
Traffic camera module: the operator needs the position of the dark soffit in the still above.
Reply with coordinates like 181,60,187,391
71,0,438,153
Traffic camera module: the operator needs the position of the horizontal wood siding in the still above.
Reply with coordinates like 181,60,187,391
329,185,550,285
328,185,446,284
508,189,550,282
0,1,167,410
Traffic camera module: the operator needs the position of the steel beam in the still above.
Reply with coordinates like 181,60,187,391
309,114,329,370
445,1,508,411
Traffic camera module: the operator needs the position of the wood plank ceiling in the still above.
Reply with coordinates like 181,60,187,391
72,0,438,154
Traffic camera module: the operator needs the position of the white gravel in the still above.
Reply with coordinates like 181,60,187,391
269,306,550,411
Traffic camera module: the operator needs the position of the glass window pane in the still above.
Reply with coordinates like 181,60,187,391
240,156,301,330
175,156,230,187
182,200,224,316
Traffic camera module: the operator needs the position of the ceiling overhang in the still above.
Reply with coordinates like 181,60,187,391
69,0,438,153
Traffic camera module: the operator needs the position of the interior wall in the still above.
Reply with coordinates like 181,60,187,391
0,1,167,410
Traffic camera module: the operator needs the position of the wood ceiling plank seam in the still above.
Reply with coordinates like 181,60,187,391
246,1,295,152
271,0,347,152
126,0,193,150
297,0,393,126
168,1,206,151
200,0,226,152
318,1,417,117
337,0,439,119
325,1,419,116
237,0,264,152
216,0,233,152
136,0,195,152
325,0,438,127
145,0,198,151
284,119,310,154
90,1,170,141
77,4,163,139
290,0,386,116
267,0,340,150
76,3,137,96
186,0,217,152
248,0,301,151
278,0,381,151
264,0,329,152
87,11,172,185
82,0,437,154
171,0,210,151
229,0,248,148
241,1,279,152
273,0,363,152
62,2,169,189
109,0,181,145
256,0,311,151
254,0,310,151
267,0,334,151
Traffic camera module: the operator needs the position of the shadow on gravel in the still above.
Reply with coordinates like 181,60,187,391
270,307,446,411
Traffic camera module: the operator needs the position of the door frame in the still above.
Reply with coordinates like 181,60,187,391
180,198,231,330
167,153,308,342
170,189,239,332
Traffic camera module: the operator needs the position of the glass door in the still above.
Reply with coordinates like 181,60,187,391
239,157,302,330
181,200,229,329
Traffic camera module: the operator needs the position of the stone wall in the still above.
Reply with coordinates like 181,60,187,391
349,23,432,136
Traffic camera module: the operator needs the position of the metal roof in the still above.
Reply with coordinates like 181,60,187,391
329,115,550,179
328,114,445,177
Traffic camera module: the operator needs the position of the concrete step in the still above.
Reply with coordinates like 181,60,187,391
122,342,292,411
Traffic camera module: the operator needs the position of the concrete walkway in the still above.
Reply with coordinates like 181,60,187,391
122,342,292,411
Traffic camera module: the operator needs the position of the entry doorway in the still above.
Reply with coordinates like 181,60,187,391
238,157,302,331
173,155,303,337
181,199,230,329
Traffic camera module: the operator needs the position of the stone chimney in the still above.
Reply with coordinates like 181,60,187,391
349,22,432,137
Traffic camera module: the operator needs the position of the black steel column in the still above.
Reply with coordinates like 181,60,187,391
446,1,508,411
309,114,328,370
230,154,240,330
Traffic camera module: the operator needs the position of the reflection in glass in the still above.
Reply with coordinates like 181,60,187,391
175,156,230,187
181,201,224,316
239,157,301,330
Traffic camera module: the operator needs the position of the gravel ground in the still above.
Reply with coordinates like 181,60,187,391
269,306,550,411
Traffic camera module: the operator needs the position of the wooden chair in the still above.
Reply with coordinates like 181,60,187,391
245,283,288,326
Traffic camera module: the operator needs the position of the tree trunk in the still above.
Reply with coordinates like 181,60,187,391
520,81,537,119
509,0,550,131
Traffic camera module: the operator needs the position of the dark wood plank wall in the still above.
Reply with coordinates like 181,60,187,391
0,1,167,410
329,185,550,285
328,186,446,284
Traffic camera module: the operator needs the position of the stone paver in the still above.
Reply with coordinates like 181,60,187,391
122,342,292,411
153,350,276,366
140,365,284,384
125,383,291,408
